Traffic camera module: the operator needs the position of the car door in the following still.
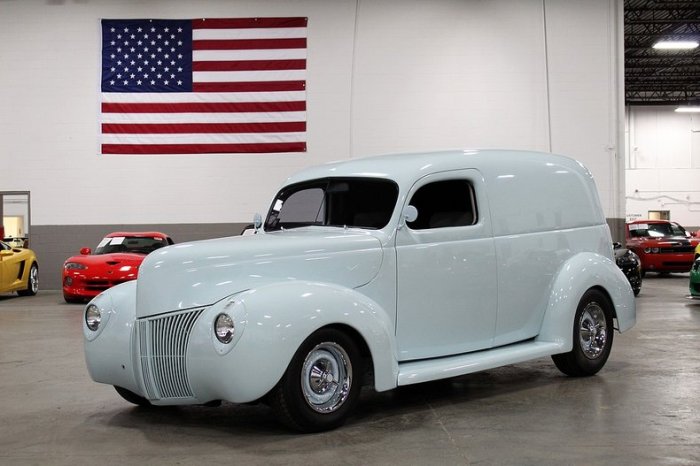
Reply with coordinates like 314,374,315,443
395,170,497,361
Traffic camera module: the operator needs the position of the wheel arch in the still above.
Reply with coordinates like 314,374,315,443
319,322,375,388
536,252,636,352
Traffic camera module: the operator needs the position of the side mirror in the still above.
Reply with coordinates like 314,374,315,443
253,213,263,232
0,250,13,257
398,205,418,230
80,247,91,255
402,205,418,223
612,242,622,250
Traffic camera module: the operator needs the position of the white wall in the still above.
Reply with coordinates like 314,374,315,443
0,0,624,226
626,106,700,227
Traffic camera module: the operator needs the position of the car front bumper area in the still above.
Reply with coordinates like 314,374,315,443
84,287,282,407
640,252,694,273
64,272,135,299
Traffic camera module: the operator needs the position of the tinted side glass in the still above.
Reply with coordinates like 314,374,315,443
407,180,477,230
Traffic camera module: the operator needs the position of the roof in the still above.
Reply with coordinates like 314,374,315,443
105,231,170,238
283,149,586,189
626,219,676,225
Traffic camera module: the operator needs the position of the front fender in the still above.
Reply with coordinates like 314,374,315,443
83,281,142,395
536,252,636,352
186,280,398,404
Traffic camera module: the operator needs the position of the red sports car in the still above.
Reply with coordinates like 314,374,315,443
62,231,173,303
625,220,700,275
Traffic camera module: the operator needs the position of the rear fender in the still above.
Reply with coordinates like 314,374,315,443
536,252,636,352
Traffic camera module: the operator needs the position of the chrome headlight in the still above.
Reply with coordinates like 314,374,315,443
65,262,87,270
85,304,101,331
214,313,234,344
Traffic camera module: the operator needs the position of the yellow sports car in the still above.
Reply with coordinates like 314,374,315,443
0,241,39,296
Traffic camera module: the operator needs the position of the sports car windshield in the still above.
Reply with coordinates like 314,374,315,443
95,236,167,255
629,223,687,238
265,177,399,231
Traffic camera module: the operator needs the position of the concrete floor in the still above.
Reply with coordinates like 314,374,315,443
0,277,699,466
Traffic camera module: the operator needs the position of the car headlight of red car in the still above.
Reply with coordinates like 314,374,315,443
65,262,87,270
643,247,660,254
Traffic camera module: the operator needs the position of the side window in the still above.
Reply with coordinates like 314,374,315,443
407,179,477,230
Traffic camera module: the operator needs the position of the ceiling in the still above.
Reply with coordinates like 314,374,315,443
624,0,700,106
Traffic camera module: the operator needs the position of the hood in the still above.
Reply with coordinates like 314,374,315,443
65,253,147,267
135,228,384,317
629,235,696,246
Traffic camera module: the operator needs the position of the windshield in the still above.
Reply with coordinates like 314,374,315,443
95,236,168,255
628,222,687,238
265,177,399,231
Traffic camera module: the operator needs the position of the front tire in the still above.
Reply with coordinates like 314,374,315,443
64,295,84,304
17,263,38,296
270,328,363,432
552,289,614,377
114,386,151,406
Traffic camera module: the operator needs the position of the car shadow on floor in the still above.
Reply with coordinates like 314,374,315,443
100,360,614,446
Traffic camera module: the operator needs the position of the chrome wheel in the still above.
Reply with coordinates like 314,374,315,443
552,289,614,377
578,302,607,359
301,342,352,413
272,329,363,432
29,265,39,294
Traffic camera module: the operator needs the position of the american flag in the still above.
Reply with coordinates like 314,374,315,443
100,17,307,155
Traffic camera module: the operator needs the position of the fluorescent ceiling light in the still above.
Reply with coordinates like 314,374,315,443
652,40,699,50
675,106,700,113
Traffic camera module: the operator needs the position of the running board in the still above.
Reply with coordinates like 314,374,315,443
397,341,563,386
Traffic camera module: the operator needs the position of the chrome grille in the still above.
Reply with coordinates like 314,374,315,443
137,309,204,400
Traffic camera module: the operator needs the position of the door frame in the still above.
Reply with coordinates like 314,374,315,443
1,191,31,246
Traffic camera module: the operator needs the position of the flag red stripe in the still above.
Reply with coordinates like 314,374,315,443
193,38,306,51
193,59,306,71
102,122,306,134
192,18,307,29
193,81,305,92
102,142,307,154
102,101,306,113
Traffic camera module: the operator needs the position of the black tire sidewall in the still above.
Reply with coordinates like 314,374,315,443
18,263,38,296
114,385,151,406
275,328,363,432
571,289,614,375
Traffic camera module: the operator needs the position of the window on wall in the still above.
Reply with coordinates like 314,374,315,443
407,180,477,230
648,210,670,221
1,192,31,248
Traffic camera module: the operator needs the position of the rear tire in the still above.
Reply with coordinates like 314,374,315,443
114,386,152,406
270,328,363,432
552,289,614,377
17,263,38,296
